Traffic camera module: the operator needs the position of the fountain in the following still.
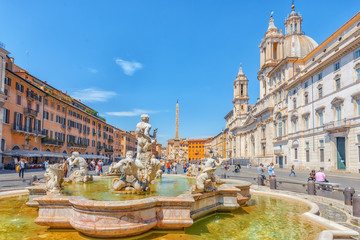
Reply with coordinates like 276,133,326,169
31,114,251,238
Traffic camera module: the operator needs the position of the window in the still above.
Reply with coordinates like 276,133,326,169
357,99,360,116
16,95,22,105
318,87,323,98
294,120,297,132
357,134,360,143
57,105,60,111
44,111,49,120
336,106,341,121
335,78,341,90
318,73,322,81
334,62,340,71
51,102,55,108
44,99,48,105
306,142,310,149
294,148,298,159
305,117,309,130
304,81,308,88
319,112,324,126
357,68,360,81
15,83,24,92
36,104,40,112
3,109,10,124
293,99,297,109
306,149,310,162
320,139,324,147
320,149,324,162
355,49,360,59
4,77,11,86
304,94,309,105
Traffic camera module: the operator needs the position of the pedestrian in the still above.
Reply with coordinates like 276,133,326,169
315,169,328,182
95,163,100,176
63,160,68,178
18,158,27,179
172,161,177,174
98,160,103,174
308,170,316,182
166,161,171,174
268,162,275,178
289,165,296,177
44,160,49,169
257,163,267,184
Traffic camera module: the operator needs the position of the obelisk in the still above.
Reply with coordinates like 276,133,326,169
175,100,179,139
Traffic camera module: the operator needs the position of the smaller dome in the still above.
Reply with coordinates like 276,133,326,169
284,34,318,58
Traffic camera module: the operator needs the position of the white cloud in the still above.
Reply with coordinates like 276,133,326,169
115,58,142,75
71,88,116,102
106,109,158,117
87,68,98,73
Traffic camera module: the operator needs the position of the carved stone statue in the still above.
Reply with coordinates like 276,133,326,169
103,161,121,176
144,156,164,183
191,151,224,193
155,169,163,179
44,163,65,193
135,114,157,168
112,151,148,192
186,163,198,177
64,152,93,183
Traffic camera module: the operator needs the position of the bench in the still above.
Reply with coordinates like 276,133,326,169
315,182,340,191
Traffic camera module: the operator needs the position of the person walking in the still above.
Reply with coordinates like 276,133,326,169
44,160,49,169
289,165,296,177
166,161,171,174
268,162,275,179
18,158,27,179
98,160,103,174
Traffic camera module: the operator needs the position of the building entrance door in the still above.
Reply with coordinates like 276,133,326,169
336,137,346,170
279,156,283,168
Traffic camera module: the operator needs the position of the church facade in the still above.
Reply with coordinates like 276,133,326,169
225,5,360,173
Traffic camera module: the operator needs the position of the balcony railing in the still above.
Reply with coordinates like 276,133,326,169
67,142,88,149
41,139,64,146
324,119,351,132
105,148,114,153
12,124,45,136
24,108,38,117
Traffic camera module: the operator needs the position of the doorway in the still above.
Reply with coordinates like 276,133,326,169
279,156,283,168
336,137,346,170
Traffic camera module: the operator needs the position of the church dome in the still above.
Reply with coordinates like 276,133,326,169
284,34,318,58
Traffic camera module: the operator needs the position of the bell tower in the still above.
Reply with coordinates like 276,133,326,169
258,12,284,99
233,64,249,117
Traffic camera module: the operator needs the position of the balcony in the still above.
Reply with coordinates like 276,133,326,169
105,148,114,153
24,108,38,117
108,138,114,143
42,139,64,147
324,119,351,133
12,124,46,137
67,142,88,149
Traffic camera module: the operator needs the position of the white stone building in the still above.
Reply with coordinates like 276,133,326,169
225,5,360,173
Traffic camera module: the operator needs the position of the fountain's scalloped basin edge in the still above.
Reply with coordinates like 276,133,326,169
33,183,246,238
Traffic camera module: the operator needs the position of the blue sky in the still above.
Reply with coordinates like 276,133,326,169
1,0,359,145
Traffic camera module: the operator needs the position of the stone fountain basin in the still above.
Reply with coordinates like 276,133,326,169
34,184,246,238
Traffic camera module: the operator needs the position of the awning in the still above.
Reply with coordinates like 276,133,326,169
3,150,110,160
3,150,43,157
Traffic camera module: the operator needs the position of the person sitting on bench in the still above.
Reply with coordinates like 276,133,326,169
315,169,328,182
